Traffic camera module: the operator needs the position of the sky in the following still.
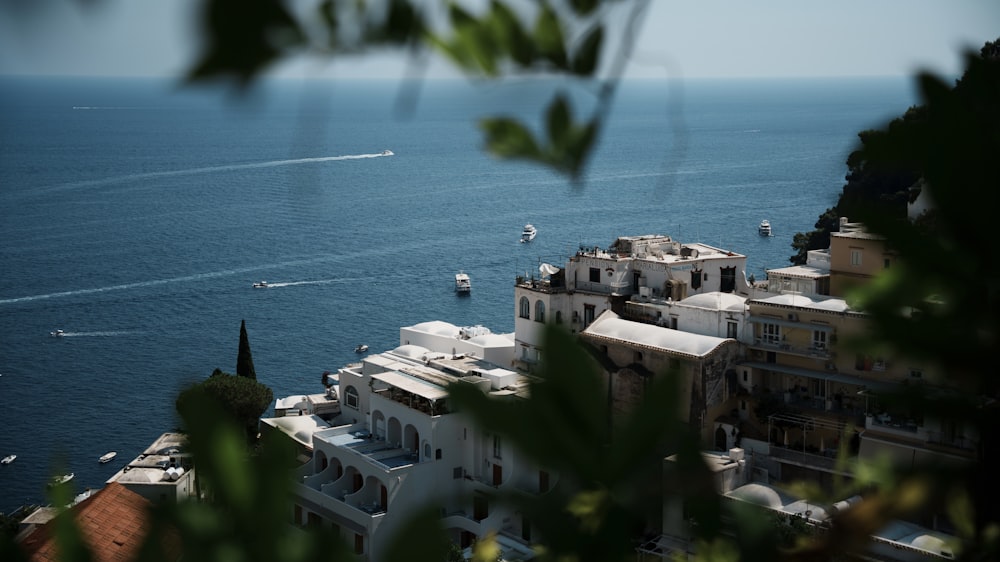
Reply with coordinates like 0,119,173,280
0,0,997,81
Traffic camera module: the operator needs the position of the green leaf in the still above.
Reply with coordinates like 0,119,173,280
533,3,568,69
569,0,601,16
546,94,572,151
487,1,534,67
187,0,305,87
572,25,603,76
382,506,451,562
479,117,542,159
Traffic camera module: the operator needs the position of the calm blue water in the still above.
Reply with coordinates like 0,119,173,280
0,75,915,512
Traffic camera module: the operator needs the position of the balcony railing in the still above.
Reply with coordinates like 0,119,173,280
750,338,833,359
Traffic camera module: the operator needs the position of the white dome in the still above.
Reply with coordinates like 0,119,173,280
392,344,430,358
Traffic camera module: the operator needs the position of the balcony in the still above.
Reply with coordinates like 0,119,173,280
749,338,833,360
515,277,566,294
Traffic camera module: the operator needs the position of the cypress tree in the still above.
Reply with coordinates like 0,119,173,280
236,319,257,380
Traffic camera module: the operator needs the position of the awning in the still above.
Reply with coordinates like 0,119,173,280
371,371,449,400
741,361,895,391
748,315,834,332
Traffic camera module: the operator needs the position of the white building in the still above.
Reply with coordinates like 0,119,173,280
264,322,545,561
514,234,753,372
105,432,197,505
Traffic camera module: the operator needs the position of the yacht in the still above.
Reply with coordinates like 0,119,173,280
99,451,117,464
455,271,471,294
48,473,74,488
520,224,537,243
253,281,268,288
758,220,772,236
354,344,369,353
50,329,65,337
380,149,394,156
1,455,14,465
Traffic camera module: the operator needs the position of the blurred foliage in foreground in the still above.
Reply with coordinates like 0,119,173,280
1,1,998,560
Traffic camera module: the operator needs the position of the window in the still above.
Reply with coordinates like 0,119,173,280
634,351,643,362
584,304,596,326
727,321,738,339
555,310,562,324
436,448,442,459
589,267,601,282
850,248,862,266
453,466,463,479
519,296,530,319
812,330,827,350
535,300,545,323
762,323,780,344
910,369,923,379
720,266,736,293
690,269,702,290
344,386,359,409
493,434,502,459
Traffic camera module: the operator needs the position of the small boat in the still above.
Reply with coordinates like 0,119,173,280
252,281,268,288
758,220,772,236
455,271,471,294
520,224,537,243
48,473,74,488
354,344,369,353
1,454,15,465
99,452,117,464
50,329,65,337
380,149,394,156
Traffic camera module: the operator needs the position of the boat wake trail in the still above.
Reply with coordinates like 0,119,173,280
32,152,393,196
53,331,138,338
0,267,263,306
256,278,365,289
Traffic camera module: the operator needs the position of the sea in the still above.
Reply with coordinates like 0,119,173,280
0,74,917,513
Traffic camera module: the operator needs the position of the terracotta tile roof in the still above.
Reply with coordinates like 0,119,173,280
18,482,180,562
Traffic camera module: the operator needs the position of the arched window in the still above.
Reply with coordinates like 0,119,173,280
535,301,546,323
519,296,530,319
344,386,359,409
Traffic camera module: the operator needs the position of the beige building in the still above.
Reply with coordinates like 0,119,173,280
580,310,741,447
828,218,898,297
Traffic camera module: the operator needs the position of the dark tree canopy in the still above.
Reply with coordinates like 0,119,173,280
789,37,1000,265
176,369,273,441
236,319,257,380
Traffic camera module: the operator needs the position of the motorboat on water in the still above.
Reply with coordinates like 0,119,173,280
758,220,772,236
1,454,15,465
355,344,369,353
99,451,117,464
520,224,537,243
252,281,268,288
380,149,394,156
455,271,471,294
48,473,74,488
50,329,65,337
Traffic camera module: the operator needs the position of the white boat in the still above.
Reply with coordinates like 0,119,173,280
48,473,74,488
380,149,394,156
520,224,537,243
455,271,471,294
50,329,65,337
758,220,772,236
354,344,369,353
99,451,117,464
1,454,15,465
252,281,268,288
